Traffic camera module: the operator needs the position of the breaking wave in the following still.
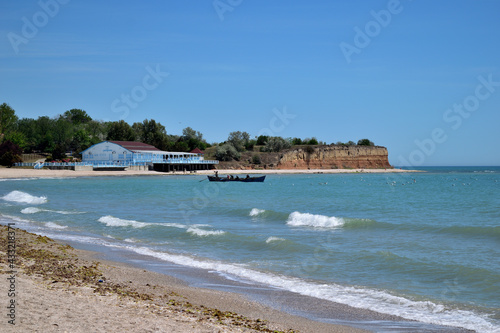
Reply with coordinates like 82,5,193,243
249,208,266,216
286,211,344,228
98,215,151,228
21,207,83,215
2,190,47,205
187,226,226,237
266,236,286,243
20,207,43,214
45,222,67,230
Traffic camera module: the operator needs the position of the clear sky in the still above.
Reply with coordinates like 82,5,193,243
1,0,499,166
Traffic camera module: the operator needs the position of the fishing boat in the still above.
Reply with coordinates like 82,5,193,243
207,175,266,182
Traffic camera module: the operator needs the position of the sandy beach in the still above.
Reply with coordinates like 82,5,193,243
0,166,416,180
0,225,367,333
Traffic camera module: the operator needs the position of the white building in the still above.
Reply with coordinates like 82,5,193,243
81,141,217,171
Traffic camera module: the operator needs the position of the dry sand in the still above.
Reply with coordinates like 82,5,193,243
0,226,366,333
0,166,417,180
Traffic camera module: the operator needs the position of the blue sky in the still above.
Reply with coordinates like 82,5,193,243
1,0,499,166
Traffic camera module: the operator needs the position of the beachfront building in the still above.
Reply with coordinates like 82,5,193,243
81,141,218,171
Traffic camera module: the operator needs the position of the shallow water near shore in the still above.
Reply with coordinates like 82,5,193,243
1,166,499,332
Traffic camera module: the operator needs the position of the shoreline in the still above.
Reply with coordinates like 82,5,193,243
0,167,420,179
0,225,471,333
0,225,365,333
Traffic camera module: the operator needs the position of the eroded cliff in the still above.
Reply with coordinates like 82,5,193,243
277,145,392,169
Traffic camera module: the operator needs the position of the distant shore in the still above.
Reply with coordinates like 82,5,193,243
0,167,419,179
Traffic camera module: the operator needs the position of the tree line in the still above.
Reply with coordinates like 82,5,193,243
0,103,374,165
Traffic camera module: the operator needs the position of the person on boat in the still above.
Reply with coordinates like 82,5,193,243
235,175,240,180
246,174,250,179
214,171,219,179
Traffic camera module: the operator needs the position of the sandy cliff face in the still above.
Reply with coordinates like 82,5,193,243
277,145,392,169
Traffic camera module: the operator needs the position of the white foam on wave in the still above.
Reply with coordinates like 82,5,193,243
37,232,105,245
0,214,33,224
45,222,67,230
98,218,206,231
163,222,188,229
250,208,265,216
124,246,498,333
124,238,139,243
21,207,83,215
187,227,225,237
98,215,151,228
286,211,344,228
266,236,285,243
2,191,47,205
21,207,43,214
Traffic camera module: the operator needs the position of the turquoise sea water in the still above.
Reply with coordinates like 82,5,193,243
1,167,499,332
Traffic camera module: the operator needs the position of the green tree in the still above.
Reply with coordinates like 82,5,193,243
245,139,256,151
256,135,268,146
33,116,56,152
71,129,92,153
262,136,291,152
357,138,374,146
63,109,92,125
133,119,169,150
171,141,190,152
215,143,240,161
52,116,73,155
51,143,67,160
182,127,203,141
0,103,18,140
107,120,136,141
5,132,27,150
306,137,318,145
227,131,250,152
85,120,107,144
16,118,37,152
181,127,207,150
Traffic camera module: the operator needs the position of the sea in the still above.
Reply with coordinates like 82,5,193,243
1,166,499,332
